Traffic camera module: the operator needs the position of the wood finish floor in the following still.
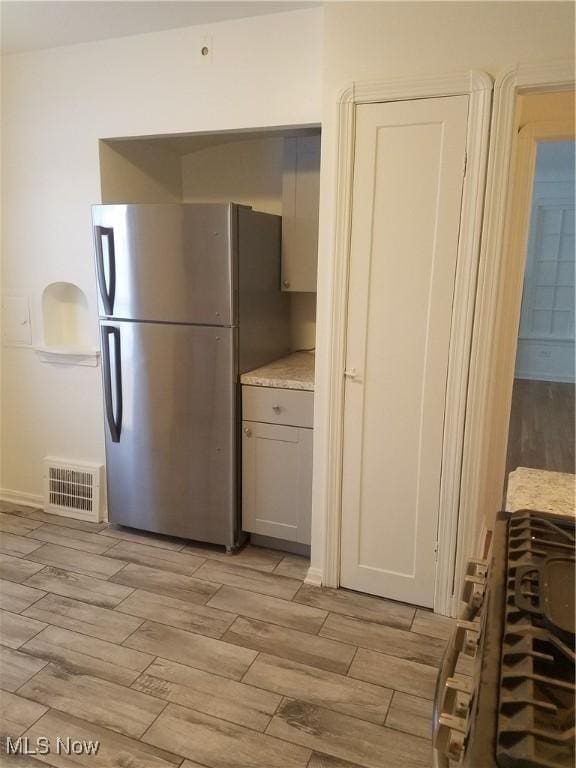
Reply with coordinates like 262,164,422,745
506,378,575,477
0,502,454,768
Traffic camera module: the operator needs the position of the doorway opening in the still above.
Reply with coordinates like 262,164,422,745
505,140,575,482
497,88,576,508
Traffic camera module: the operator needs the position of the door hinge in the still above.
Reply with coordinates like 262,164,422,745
434,541,439,561
463,151,468,178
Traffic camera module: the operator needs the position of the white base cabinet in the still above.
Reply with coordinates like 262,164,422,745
241,385,313,545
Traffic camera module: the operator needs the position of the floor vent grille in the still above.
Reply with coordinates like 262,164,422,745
43,458,103,522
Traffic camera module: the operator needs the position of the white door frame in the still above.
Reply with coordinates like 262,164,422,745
310,71,492,616
456,60,575,600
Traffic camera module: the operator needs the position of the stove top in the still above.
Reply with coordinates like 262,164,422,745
497,512,575,768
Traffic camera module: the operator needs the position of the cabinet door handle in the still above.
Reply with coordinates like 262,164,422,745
244,427,252,437
344,367,359,380
272,405,282,413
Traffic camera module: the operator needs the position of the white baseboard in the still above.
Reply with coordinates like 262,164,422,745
515,372,575,384
0,488,108,522
45,505,104,524
304,566,323,587
0,488,43,508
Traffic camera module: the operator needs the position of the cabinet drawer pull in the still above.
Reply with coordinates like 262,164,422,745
242,386,314,429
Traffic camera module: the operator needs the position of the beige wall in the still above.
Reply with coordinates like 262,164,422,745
322,2,574,88
100,141,183,203
182,137,317,350
0,8,323,502
182,137,284,213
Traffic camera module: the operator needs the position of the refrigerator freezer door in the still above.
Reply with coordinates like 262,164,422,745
100,320,237,546
93,204,236,325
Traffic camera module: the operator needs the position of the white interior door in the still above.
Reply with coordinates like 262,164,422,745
340,95,469,608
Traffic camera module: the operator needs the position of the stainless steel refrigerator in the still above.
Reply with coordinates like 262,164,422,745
92,203,290,549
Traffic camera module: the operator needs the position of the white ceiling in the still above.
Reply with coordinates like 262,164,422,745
0,1,318,54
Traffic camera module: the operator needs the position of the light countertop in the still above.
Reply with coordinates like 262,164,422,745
505,467,575,517
240,351,315,391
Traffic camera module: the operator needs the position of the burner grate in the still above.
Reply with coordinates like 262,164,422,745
497,512,575,768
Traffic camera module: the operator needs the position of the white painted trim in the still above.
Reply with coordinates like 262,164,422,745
315,71,493,616
458,60,575,605
320,84,355,590
434,72,493,616
515,373,575,384
2,342,33,350
0,487,109,523
517,337,575,344
34,347,100,367
42,503,102,525
304,566,323,587
0,489,44,508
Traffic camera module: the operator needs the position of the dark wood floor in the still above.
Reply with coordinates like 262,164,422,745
506,378,575,477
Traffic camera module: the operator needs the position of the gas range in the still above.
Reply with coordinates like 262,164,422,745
433,510,575,768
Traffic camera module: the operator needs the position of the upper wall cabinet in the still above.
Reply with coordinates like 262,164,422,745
281,135,321,293
101,129,321,293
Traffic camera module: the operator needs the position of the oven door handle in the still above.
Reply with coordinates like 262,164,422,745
433,601,477,768
433,628,459,768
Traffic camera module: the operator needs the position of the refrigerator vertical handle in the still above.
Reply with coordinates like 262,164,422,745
101,325,122,443
94,225,116,315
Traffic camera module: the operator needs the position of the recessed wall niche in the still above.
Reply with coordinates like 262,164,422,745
38,282,98,366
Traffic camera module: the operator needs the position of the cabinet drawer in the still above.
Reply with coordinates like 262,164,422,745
242,385,314,428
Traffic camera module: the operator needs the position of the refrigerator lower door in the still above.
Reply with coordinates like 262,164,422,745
99,320,237,547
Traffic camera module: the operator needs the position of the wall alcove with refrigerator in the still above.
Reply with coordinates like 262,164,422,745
95,126,321,549
98,126,321,352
